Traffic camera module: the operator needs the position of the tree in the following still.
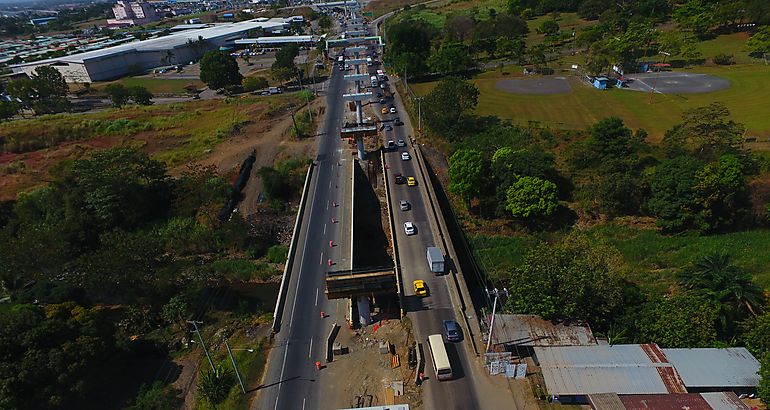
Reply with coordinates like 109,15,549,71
747,26,770,56
160,50,175,66
104,83,130,107
318,14,332,29
538,20,559,35
505,176,558,219
197,364,234,406
6,65,70,115
422,77,479,139
448,149,489,208
243,76,269,92
199,50,242,90
273,43,299,72
505,234,624,329
444,14,476,42
0,99,20,121
741,312,770,357
578,0,610,20
663,102,745,160
679,251,763,328
161,294,189,330
633,293,718,347
673,0,715,39
428,42,475,73
760,353,770,407
495,36,526,63
130,86,153,105
692,154,748,232
647,156,705,233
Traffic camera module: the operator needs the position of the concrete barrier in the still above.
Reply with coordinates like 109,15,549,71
381,150,405,317
326,323,341,363
272,162,316,335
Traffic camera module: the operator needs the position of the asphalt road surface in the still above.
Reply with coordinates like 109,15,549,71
373,67,481,409
255,59,347,410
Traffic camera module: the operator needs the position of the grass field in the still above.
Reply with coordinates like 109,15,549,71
411,62,770,140
94,77,204,95
470,224,770,294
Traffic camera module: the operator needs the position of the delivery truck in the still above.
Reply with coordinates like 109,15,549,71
427,247,444,274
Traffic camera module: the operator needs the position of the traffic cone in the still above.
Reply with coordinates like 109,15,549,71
316,361,321,371
320,311,325,318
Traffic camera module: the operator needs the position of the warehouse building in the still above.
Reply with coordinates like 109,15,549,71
10,19,288,82
533,344,761,404
588,392,749,410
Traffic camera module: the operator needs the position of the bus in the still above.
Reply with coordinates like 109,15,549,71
427,334,452,381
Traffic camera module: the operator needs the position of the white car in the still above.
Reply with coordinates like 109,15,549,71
389,107,397,113
401,152,410,161
397,139,406,147
404,221,416,235
399,200,410,211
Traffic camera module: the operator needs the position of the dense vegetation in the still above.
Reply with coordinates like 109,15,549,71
0,146,302,408
385,0,770,404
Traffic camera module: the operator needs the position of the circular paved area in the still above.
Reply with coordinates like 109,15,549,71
624,72,730,94
495,76,572,95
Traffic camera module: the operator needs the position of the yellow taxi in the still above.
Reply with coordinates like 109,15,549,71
381,107,389,114
413,280,427,296
407,176,416,186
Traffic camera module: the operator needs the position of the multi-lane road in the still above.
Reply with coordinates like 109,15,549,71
255,57,349,410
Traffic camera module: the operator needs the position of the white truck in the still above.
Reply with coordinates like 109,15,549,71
370,75,378,87
427,247,444,274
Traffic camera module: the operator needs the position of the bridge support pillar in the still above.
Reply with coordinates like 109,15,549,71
357,296,371,326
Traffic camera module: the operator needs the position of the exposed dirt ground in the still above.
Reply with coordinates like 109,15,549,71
323,317,423,409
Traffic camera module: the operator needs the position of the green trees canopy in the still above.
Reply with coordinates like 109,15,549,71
663,102,745,159
741,312,770,357
200,50,243,90
422,77,479,139
633,293,718,347
505,176,559,219
505,234,624,328
747,26,770,55
448,148,489,207
647,155,704,233
693,154,748,232
428,42,475,73
760,354,770,406
383,18,433,76
6,65,70,114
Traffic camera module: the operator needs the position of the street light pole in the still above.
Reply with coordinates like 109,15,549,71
224,338,246,394
485,288,508,355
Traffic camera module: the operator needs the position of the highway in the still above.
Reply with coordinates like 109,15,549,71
255,58,348,410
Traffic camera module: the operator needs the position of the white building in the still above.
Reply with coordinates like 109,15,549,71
108,0,159,27
11,19,288,83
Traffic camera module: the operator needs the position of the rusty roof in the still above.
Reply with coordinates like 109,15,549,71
492,314,597,347
534,344,687,396
619,392,749,410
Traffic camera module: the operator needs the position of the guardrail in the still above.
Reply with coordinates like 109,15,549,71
272,162,316,335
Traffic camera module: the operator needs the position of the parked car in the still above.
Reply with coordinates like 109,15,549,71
389,107,397,113
385,125,393,131
443,320,462,342
407,176,416,186
399,199,410,211
394,118,404,126
404,221,416,235
401,152,410,161
381,107,389,114
413,280,427,296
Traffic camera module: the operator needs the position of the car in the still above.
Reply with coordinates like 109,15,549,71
381,107,389,114
397,139,406,147
399,199,410,211
403,221,416,235
379,99,386,104
394,118,404,126
443,320,462,342
386,140,395,149
407,176,416,186
385,125,393,131
376,92,383,98
401,152,410,161
395,174,406,184
389,107,397,113
413,280,427,296
260,90,270,95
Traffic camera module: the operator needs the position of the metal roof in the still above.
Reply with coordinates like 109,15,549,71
534,344,687,396
618,392,748,410
662,348,760,388
492,314,596,347
11,19,287,67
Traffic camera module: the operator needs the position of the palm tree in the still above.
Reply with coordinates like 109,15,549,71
679,251,764,318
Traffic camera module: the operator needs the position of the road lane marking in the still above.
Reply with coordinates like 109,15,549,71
302,398,306,410
309,338,313,358
324,223,327,235
329,180,332,188
320,252,324,265
327,200,329,210
315,288,319,306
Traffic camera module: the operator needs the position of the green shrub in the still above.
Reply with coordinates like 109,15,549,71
713,53,734,65
266,245,288,263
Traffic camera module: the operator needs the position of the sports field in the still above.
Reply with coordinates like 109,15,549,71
410,63,770,141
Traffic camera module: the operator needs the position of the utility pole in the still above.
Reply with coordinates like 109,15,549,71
414,96,423,135
188,321,216,374
224,338,246,394
485,288,508,355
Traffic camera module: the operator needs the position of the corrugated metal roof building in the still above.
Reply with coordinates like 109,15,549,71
534,344,687,402
589,392,749,410
662,348,760,393
491,314,597,349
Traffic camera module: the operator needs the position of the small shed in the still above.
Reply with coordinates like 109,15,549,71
662,348,760,394
593,76,609,90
